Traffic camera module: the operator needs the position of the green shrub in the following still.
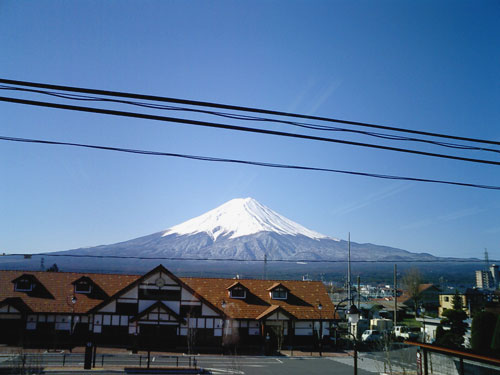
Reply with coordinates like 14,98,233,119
490,314,500,357
471,311,497,355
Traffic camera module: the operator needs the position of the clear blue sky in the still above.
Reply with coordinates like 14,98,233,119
1,1,499,259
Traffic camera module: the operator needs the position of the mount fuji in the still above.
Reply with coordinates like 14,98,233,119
57,197,438,263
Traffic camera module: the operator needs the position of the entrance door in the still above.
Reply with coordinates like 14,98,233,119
139,324,178,350
0,319,23,345
264,323,286,353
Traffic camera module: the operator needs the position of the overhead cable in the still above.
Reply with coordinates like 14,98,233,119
1,252,489,264
1,135,499,190
2,84,499,155
1,95,500,167
1,77,499,146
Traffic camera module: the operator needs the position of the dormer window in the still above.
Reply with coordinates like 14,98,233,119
12,274,38,292
272,287,287,300
268,283,289,300
11,274,53,299
75,280,91,294
227,281,247,299
72,277,93,294
230,286,246,299
15,278,33,292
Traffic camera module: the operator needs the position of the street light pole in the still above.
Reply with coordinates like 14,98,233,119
318,303,323,356
67,295,77,334
66,295,77,354
349,332,358,375
347,232,351,304
221,300,226,354
332,297,352,350
346,304,360,375
420,305,426,344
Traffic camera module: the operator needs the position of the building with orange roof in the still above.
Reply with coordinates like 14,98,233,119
0,265,335,352
399,283,441,314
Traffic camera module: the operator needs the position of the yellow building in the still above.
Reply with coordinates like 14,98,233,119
438,293,467,317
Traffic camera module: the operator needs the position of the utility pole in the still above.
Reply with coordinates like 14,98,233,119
347,232,351,304
264,254,267,280
357,275,360,310
394,264,397,326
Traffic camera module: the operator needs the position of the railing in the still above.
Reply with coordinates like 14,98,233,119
0,352,199,372
404,341,500,375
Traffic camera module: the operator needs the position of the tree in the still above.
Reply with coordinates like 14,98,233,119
46,263,59,272
471,311,497,355
452,290,463,311
489,314,500,357
402,268,423,317
436,308,468,349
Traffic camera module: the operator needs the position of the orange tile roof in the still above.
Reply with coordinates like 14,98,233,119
255,305,281,320
0,269,335,321
226,281,247,290
181,277,335,320
419,283,439,292
0,270,140,314
266,282,289,291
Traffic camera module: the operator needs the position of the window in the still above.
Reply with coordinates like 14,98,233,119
15,278,33,292
444,296,449,302
75,280,92,294
180,305,202,317
230,286,246,299
271,287,287,300
139,287,181,300
116,302,138,315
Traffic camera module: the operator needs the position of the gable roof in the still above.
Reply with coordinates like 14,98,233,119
0,297,33,313
267,282,290,292
71,276,93,285
0,267,335,320
419,284,440,293
0,270,139,314
181,277,334,320
226,281,248,291
130,301,184,323
88,265,224,317
11,273,39,284
399,284,441,304
255,305,294,320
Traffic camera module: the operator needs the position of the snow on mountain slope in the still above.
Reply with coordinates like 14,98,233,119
41,197,441,269
162,197,332,241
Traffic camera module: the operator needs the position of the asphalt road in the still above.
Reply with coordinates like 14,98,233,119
1,352,376,375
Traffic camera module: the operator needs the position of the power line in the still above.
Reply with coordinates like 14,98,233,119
2,77,499,146
2,84,499,155
1,134,499,190
2,95,500,167
1,252,488,263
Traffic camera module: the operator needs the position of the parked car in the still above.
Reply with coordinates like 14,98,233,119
393,325,419,341
361,329,383,342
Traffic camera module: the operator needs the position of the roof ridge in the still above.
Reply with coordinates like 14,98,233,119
0,269,141,277
180,276,322,283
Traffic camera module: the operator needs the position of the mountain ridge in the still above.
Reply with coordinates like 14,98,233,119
0,197,478,279
53,197,439,263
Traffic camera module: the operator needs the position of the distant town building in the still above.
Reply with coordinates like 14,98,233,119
400,284,441,313
439,288,493,317
475,264,499,290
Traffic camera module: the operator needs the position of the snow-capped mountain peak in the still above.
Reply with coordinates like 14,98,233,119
162,197,329,241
